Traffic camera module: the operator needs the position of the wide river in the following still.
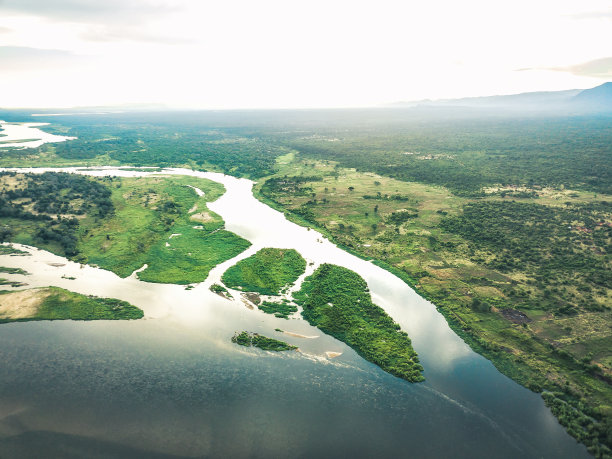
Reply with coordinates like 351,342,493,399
0,166,588,458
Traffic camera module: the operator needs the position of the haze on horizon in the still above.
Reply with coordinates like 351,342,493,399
1,0,611,110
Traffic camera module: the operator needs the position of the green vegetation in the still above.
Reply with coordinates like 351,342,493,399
258,300,298,319
36,289,144,321
294,264,424,382
222,248,306,295
82,175,250,283
231,331,297,351
543,392,612,458
0,278,26,287
77,175,251,283
0,287,143,323
0,171,113,256
0,266,28,275
0,172,251,284
210,283,232,298
0,244,29,255
281,116,611,196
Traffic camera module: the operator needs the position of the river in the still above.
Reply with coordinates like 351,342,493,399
0,165,588,458
0,121,76,149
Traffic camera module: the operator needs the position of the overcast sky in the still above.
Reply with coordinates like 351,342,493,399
1,0,611,109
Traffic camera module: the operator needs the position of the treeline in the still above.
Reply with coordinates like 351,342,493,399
280,116,612,196
41,118,282,178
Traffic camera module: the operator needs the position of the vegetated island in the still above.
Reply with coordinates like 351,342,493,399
0,172,251,284
0,287,144,323
222,247,306,295
258,299,298,319
210,283,233,299
231,331,297,351
294,263,424,383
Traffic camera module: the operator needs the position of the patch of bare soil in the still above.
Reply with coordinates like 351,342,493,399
0,288,49,319
190,212,213,223
500,308,532,324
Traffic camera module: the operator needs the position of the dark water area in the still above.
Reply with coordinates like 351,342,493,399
0,318,587,459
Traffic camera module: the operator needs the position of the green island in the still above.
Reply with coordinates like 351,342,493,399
293,263,424,383
221,248,306,295
231,331,298,351
258,300,298,319
210,283,233,299
0,287,143,323
0,172,251,284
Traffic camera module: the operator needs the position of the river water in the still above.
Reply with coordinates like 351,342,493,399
0,121,76,149
0,166,588,458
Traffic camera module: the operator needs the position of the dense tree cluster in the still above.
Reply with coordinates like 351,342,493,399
0,172,114,256
294,263,424,382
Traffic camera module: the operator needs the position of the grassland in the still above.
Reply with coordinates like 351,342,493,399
222,248,306,295
258,154,612,455
0,287,143,323
0,173,252,284
78,175,247,282
231,331,298,351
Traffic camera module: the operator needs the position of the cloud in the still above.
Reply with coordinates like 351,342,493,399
549,57,612,78
0,0,181,24
0,26,12,33
569,10,612,20
516,57,612,78
0,46,85,71
79,26,193,45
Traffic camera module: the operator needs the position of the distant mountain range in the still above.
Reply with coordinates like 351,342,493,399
390,82,612,113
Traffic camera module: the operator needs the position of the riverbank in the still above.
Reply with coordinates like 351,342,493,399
254,154,612,457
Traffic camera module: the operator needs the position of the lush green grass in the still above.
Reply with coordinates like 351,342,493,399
78,175,250,283
0,287,143,323
294,263,424,382
222,248,306,295
258,300,298,319
139,229,250,284
231,331,297,351
1,173,251,284
36,288,144,321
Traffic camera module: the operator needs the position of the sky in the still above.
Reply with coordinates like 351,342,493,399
0,0,611,109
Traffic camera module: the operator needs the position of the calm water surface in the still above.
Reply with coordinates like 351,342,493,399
0,167,588,458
